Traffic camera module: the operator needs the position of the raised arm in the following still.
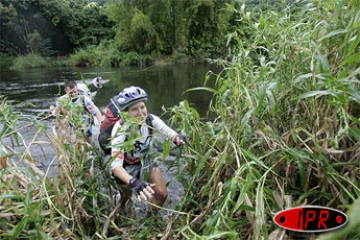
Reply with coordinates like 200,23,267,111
151,114,187,145
83,96,102,124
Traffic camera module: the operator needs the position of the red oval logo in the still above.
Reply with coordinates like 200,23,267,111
273,206,348,233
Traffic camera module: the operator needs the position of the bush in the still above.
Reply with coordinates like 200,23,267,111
119,51,152,67
0,54,14,70
68,47,99,67
0,100,115,239
164,0,360,239
11,54,48,70
68,43,153,67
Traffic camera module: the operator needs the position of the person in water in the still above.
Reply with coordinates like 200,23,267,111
77,76,104,100
52,80,102,143
110,86,187,215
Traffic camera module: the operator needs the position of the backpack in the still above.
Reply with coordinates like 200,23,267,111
98,98,153,155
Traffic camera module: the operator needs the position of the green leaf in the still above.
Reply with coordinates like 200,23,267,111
12,215,28,238
206,231,238,239
293,73,313,84
319,29,348,41
318,198,360,240
0,193,19,201
162,140,170,160
226,33,233,47
297,159,307,190
184,87,218,94
296,90,336,99
340,51,360,67
238,204,255,212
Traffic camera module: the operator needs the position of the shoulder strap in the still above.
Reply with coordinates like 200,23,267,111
109,103,120,117
110,97,121,116
146,114,154,136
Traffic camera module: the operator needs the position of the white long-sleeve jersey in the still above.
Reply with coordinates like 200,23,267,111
110,114,178,170
55,94,100,124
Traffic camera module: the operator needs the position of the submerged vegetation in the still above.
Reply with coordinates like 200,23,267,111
1,0,360,239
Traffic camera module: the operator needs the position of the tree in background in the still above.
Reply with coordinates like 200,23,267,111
105,0,234,58
0,0,301,59
0,0,114,56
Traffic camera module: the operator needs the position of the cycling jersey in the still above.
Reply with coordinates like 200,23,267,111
56,94,100,136
56,94,99,118
77,82,99,99
110,114,178,170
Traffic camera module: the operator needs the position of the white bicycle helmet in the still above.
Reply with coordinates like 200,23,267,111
117,86,148,111
92,77,103,88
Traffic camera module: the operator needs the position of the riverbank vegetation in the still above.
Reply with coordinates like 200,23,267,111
1,0,360,239
1,0,304,70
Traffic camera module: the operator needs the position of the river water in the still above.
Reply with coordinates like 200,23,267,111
0,63,221,217
0,63,220,117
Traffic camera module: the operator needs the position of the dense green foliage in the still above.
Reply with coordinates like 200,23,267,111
1,0,305,68
11,54,48,69
167,0,360,238
1,0,360,239
0,0,113,55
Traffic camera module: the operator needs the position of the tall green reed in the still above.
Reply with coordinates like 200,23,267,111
165,0,360,239
1,0,359,238
0,99,176,239
0,100,118,239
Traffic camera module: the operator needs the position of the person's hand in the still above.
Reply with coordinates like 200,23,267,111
172,134,188,146
49,105,56,116
129,177,155,202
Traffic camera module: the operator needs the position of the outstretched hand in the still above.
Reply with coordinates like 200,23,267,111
129,178,155,202
172,134,188,146
49,105,56,116
137,183,156,202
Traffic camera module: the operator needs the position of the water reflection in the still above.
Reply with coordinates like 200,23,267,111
0,63,221,117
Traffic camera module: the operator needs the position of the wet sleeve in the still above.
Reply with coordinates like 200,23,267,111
151,115,178,138
110,121,126,170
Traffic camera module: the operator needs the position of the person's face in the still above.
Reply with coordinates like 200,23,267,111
65,86,78,98
127,101,147,122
